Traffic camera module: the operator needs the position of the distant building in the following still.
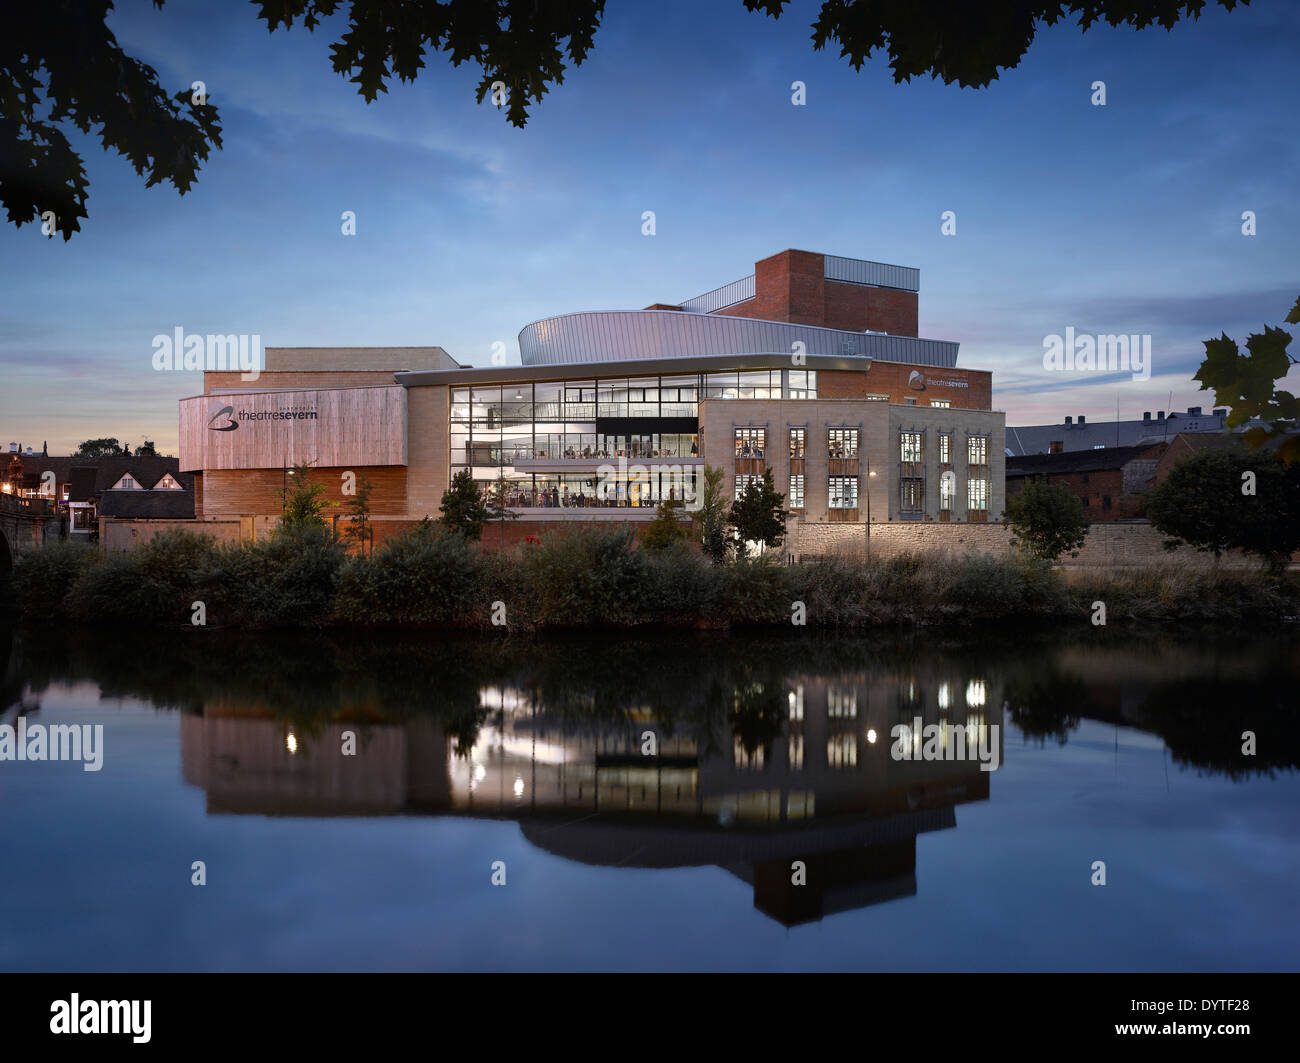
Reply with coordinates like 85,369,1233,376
2,451,193,538
1005,407,1229,456
1152,432,1247,485
1005,443,1166,521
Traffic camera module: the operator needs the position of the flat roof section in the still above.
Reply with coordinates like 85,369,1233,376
395,352,872,387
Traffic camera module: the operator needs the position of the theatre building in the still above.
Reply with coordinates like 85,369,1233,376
178,250,1005,545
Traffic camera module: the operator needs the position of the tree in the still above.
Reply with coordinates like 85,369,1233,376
74,438,122,458
486,467,520,547
1003,478,1089,562
280,460,330,530
135,441,158,457
640,498,691,550
696,465,731,565
343,473,374,555
1144,448,1300,572
438,468,491,541
1193,293,1299,464
729,469,789,554
4,2,1244,237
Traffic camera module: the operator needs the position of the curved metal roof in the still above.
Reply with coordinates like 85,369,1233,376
518,310,958,368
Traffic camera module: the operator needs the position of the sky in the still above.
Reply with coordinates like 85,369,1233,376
1,0,1297,456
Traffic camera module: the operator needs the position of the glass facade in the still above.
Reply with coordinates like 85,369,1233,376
450,371,818,510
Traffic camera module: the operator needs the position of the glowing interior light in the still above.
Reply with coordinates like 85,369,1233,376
285,733,298,754
473,764,486,782
513,777,525,797
866,728,877,744
966,679,987,708
938,682,951,710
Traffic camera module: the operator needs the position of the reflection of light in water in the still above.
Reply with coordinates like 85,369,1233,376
866,728,877,744
938,682,951,711
513,777,525,798
965,679,987,708
285,733,298,754
474,764,486,781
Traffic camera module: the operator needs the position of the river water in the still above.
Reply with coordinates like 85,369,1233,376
1,625,1296,971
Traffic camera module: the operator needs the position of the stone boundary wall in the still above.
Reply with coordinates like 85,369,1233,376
101,518,244,551
793,519,1270,570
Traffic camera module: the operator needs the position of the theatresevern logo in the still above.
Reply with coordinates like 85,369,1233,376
50,995,151,1043
152,327,261,382
0,716,103,771
206,404,318,431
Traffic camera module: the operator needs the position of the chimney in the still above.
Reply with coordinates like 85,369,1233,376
7,442,15,453
1078,415,1086,425
1157,411,1165,420
1187,406,1201,415
1065,416,1073,425
1212,408,1227,417
1143,411,1151,422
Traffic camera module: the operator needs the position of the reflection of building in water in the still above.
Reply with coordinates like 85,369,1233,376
180,670,1001,926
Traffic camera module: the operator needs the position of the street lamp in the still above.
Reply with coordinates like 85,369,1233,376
864,463,878,561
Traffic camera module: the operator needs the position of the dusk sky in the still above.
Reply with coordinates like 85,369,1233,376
2,0,1297,456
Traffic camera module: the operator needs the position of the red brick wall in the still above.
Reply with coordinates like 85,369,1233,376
818,365,992,410
712,252,919,335
1006,470,1130,521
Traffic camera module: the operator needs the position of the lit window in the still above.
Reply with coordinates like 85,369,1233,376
828,476,858,509
900,479,923,512
733,427,766,458
967,435,989,465
734,474,760,498
968,478,989,511
828,688,857,718
788,686,804,720
827,734,858,768
939,433,951,464
931,400,951,408
900,432,923,463
828,428,858,458
789,474,805,509
788,428,805,458
940,472,954,510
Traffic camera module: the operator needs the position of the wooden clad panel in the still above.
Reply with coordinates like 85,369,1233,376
180,386,407,472
201,466,408,517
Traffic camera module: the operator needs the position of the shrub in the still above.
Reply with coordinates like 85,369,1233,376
10,540,100,618
515,525,647,628
198,523,347,628
334,522,481,625
67,531,216,624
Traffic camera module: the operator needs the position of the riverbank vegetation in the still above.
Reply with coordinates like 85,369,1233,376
9,523,1297,631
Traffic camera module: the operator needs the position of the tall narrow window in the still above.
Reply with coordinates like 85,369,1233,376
788,428,805,458
938,433,951,464
967,435,989,465
789,474,805,509
900,432,923,463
